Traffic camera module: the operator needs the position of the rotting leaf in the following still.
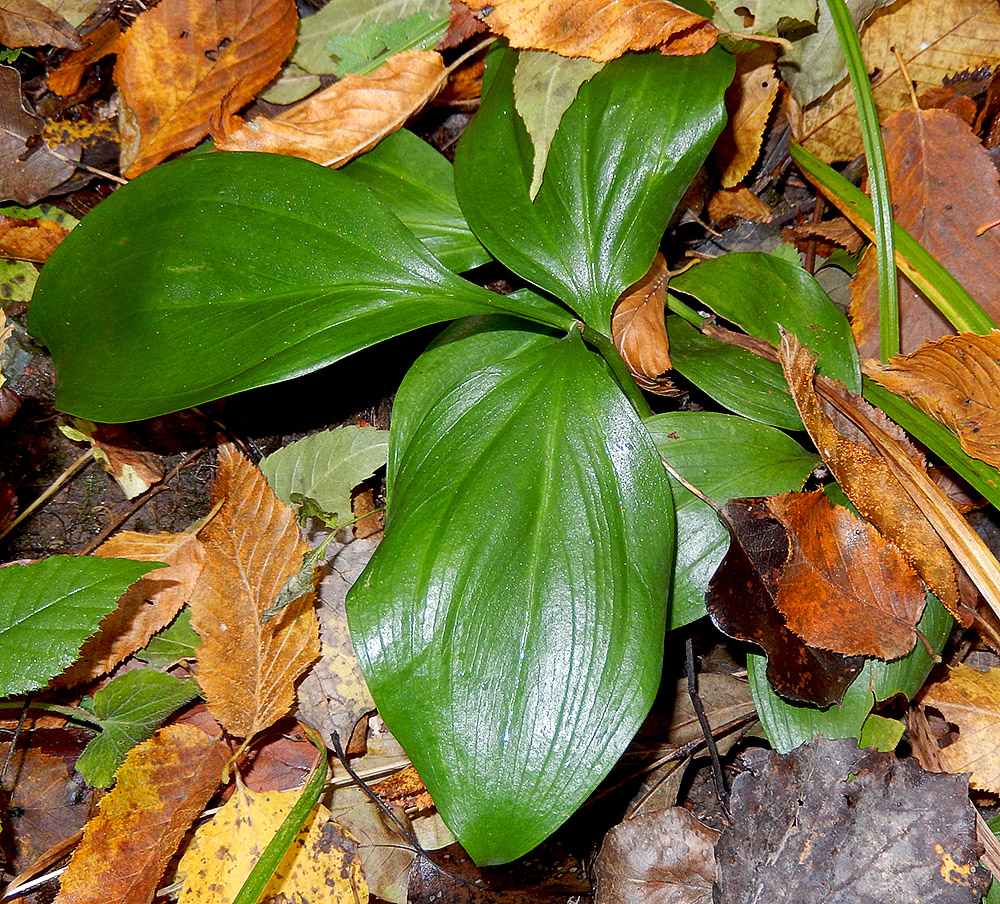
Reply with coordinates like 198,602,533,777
715,45,779,188
213,49,446,168
59,419,164,499
190,443,320,739
457,0,718,61
594,807,718,904
54,724,228,904
766,489,925,660
714,737,991,903
0,0,80,48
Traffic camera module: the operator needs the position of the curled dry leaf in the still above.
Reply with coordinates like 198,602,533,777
214,50,446,168
115,0,297,177
868,330,1000,471
457,0,717,61
611,252,677,396
190,443,320,739
715,47,779,189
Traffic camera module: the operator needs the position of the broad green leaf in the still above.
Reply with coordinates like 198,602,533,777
511,51,603,200
0,556,163,696
326,12,448,77
455,46,733,330
646,412,818,628
75,670,200,787
260,425,389,525
666,317,803,429
134,607,200,670
29,152,575,422
341,129,490,273
670,251,862,392
348,330,674,865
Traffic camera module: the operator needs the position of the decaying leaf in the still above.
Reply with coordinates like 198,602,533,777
457,0,717,61
53,528,206,688
715,46,779,188
190,443,320,739
0,0,80,48
54,724,228,904
0,213,70,261
919,664,1000,793
60,419,164,499
176,784,368,903
714,737,991,903
594,807,718,904
868,332,1000,473
115,0,297,177
706,186,772,226
214,50,445,168
611,252,677,396
47,18,123,97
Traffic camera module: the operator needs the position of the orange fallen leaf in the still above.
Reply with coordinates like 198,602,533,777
214,50,446,168
190,443,320,739
47,20,124,98
457,0,717,62
766,490,924,659
115,0,297,177
716,47,779,189
54,724,228,904
0,216,69,262
707,186,772,226
610,252,677,396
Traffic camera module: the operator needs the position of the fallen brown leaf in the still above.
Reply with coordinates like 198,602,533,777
0,0,80,49
438,0,488,49
706,186,772,226
115,0,297,177
715,46,779,189
0,215,69,262
457,0,717,61
214,50,446,168
61,419,164,499
47,19,123,98
781,217,864,257
190,443,320,739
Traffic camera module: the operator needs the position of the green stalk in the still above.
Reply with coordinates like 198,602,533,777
581,325,653,418
825,0,898,362
666,290,704,327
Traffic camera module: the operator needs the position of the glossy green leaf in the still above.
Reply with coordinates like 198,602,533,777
670,251,861,392
454,45,733,330
0,556,163,697
666,317,803,430
340,129,490,273
134,607,200,670
75,670,200,787
646,412,818,629
29,152,575,422
348,329,674,865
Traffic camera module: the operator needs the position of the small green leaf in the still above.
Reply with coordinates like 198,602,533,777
348,325,674,865
75,669,200,787
0,556,162,697
325,12,448,77
858,714,904,751
134,607,200,670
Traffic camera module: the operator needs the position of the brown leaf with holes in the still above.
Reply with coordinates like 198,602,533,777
868,330,1000,470
851,109,1000,358
52,528,206,688
115,0,297,177
779,332,964,622
766,490,925,659
53,724,228,904
611,252,677,396
213,50,446,168
190,443,320,739
0,215,69,262
457,0,716,61
0,0,80,49
716,46,779,188
920,664,1000,792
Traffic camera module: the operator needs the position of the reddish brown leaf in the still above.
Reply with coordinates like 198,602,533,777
766,490,925,659
240,722,321,793
190,443,320,739
457,0,717,61
62,419,164,499
0,215,69,262
0,0,80,49
54,724,228,904
781,218,864,257
213,50,447,169
115,0,297,177
611,252,677,396
438,0,488,49
851,108,1000,357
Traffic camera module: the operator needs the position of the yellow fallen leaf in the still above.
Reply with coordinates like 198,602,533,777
716,47,780,188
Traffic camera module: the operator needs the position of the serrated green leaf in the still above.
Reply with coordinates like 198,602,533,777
0,556,163,697
134,607,200,670
75,670,200,787
326,12,448,77
511,50,603,200
348,326,674,865
29,152,575,422
261,425,389,525
455,46,733,331
341,129,490,273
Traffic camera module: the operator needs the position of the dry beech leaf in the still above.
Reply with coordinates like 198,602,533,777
190,443,320,739
781,217,864,257
51,529,206,689
0,0,80,49
715,46,779,188
47,19,123,97
920,664,1000,792
869,330,1000,470
779,332,963,622
706,186,772,226
851,109,1000,358
115,0,297,177
766,490,924,660
214,50,446,168
611,251,677,396
439,0,488,49
0,216,69,262
457,0,717,61
54,724,228,904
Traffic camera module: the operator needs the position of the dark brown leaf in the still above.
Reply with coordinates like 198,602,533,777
0,0,80,49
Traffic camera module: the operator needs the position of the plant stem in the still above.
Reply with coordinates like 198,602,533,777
0,700,101,730
581,325,653,418
665,290,703,327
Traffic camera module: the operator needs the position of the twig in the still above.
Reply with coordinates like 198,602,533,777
0,127,126,185
0,448,95,545
685,637,730,818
